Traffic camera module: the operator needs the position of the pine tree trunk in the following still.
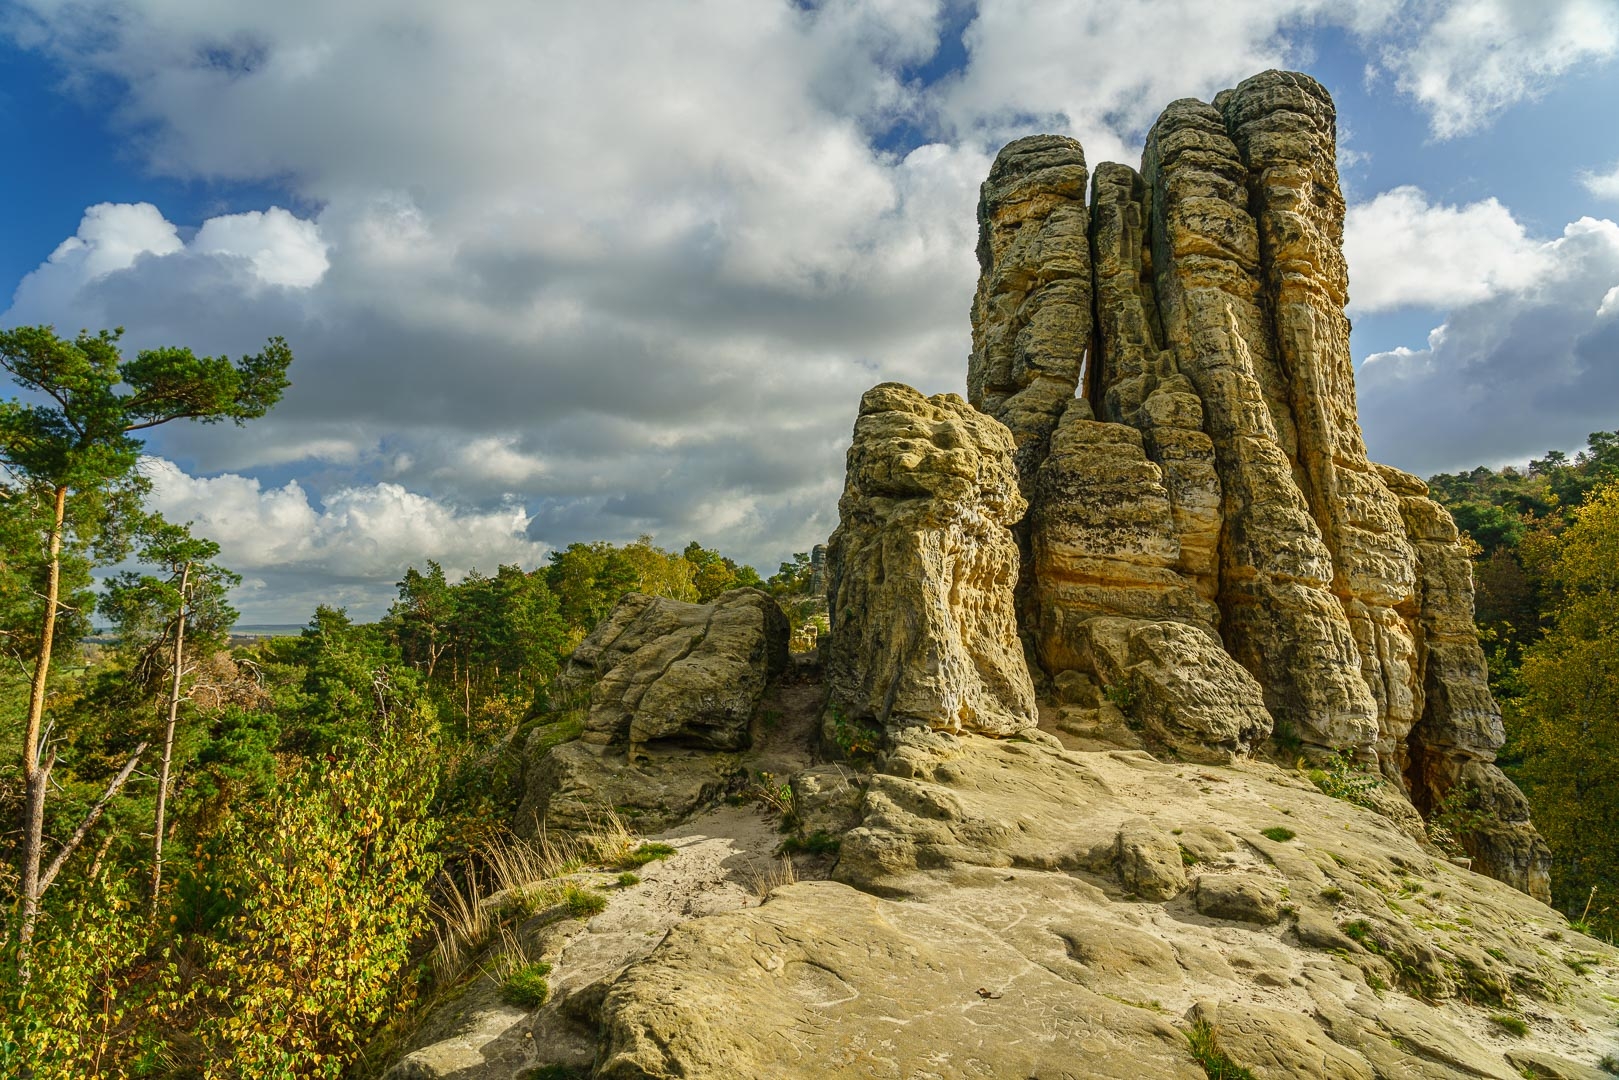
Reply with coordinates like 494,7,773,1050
150,560,191,919
17,484,68,973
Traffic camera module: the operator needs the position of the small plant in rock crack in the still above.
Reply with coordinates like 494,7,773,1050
1303,751,1383,809
746,770,798,827
1102,682,1136,712
1186,1019,1256,1079
828,706,879,760
1428,784,1493,860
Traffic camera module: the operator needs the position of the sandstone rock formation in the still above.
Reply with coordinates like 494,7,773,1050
968,134,1092,496
561,588,789,760
514,588,787,833
824,383,1036,736
961,68,1548,896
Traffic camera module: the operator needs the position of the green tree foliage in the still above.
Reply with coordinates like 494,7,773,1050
1,324,290,959
767,551,813,596
683,541,764,602
544,536,698,635
1505,481,1619,937
1428,432,1619,682
0,517,775,1072
186,724,440,1076
0,876,150,1076
100,519,242,913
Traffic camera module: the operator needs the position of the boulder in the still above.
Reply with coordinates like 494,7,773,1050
1074,616,1272,763
562,588,788,760
1194,873,1283,925
513,588,787,835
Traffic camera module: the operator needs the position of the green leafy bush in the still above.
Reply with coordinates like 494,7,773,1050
187,725,441,1076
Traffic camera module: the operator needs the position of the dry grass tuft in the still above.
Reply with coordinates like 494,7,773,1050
742,855,797,899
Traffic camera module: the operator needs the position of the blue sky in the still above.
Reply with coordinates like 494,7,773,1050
3,0,1618,620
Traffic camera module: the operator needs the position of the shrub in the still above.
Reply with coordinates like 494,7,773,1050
1304,752,1382,809
188,727,440,1076
0,879,151,1079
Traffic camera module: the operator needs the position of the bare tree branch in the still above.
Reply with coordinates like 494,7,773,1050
37,742,149,894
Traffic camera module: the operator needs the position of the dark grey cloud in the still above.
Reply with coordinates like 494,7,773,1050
1359,217,1619,474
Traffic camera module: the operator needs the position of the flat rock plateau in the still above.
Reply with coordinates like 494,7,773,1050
383,70,1619,1080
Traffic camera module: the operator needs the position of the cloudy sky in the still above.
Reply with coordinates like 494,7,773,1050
3,0,1618,622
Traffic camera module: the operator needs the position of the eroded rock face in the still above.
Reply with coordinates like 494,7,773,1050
968,134,1092,495
565,588,788,759
825,383,1036,736
513,588,787,834
958,67,1548,897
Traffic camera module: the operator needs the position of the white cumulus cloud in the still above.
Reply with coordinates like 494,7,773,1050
1581,161,1619,200
193,208,330,288
1345,186,1554,312
141,456,550,618
7,201,327,326
1375,0,1619,138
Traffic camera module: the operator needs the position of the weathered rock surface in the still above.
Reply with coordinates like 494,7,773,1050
968,134,1092,495
597,733,1619,1079
1069,616,1271,763
1031,403,1219,645
514,588,787,834
962,67,1549,897
516,740,745,836
565,588,789,759
825,383,1036,736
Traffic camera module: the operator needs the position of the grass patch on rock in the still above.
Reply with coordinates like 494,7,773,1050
622,841,677,867
1259,826,1296,843
500,961,553,1008
1186,1019,1255,1080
